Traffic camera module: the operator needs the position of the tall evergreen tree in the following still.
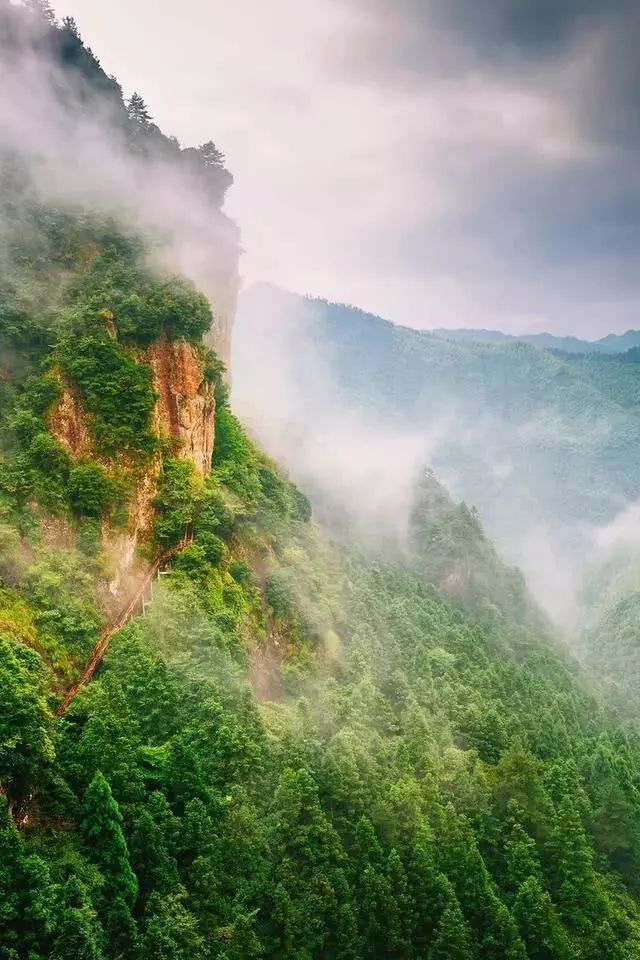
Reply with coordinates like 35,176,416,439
139,891,205,960
80,771,138,907
51,877,104,960
513,876,573,960
127,93,152,127
0,798,25,956
429,896,474,960
197,141,225,168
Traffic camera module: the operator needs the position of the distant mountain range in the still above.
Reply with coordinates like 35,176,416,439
429,326,640,354
234,284,640,625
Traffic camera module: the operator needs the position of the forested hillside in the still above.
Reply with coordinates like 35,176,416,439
235,285,640,531
429,327,640,355
234,285,640,629
5,3,640,960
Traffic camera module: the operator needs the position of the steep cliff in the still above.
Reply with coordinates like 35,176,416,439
49,330,219,615
142,334,215,475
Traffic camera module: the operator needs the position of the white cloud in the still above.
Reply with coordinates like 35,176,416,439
53,0,640,336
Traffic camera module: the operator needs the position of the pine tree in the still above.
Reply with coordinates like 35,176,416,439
546,796,603,933
104,895,138,960
407,827,452,952
482,897,527,960
129,807,180,903
80,771,137,907
386,848,414,958
127,92,152,127
51,877,104,960
513,876,573,960
0,636,54,806
0,797,25,955
197,141,225,168
24,0,55,23
61,15,80,37
268,767,351,958
501,801,542,904
357,863,393,959
139,891,205,960
429,896,473,960
220,909,263,960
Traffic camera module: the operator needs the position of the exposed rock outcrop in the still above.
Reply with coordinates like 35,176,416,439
50,385,93,458
141,334,215,475
48,333,216,617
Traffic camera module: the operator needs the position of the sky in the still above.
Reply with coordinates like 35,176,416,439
53,0,640,336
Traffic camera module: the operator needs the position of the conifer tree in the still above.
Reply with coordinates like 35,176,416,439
512,876,573,960
139,891,205,960
429,896,474,960
386,848,415,957
221,910,263,960
51,877,104,960
407,826,452,952
127,92,152,127
0,797,25,956
61,15,80,37
80,771,138,907
197,141,225,168
129,806,179,904
547,795,603,932
501,801,542,904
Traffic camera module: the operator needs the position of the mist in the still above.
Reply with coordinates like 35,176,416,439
0,4,239,360
231,283,640,636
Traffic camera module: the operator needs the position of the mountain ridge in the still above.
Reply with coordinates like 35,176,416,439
3,6,640,960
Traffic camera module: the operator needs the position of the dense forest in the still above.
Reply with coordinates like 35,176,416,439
427,327,640,355
235,285,640,534
234,285,640,647
4,3,640,960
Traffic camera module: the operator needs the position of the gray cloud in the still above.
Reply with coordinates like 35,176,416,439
53,0,640,337
327,0,640,334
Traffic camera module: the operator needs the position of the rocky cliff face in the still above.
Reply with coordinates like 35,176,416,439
50,334,216,615
142,334,215,475
50,383,93,459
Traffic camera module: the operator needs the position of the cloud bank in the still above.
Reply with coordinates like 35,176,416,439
55,0,640,336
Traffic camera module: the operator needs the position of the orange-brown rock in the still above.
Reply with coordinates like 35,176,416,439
47,333,216,618
50,385,92,458
142,333,215,475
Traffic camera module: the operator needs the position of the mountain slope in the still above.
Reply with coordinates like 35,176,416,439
430,326,640,354
234,284,640,624
4,5,640,960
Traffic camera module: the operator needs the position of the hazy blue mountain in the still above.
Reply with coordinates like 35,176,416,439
430,326,640,354
233,284,640,624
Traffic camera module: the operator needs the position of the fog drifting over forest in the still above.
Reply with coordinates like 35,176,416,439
55,0,640,336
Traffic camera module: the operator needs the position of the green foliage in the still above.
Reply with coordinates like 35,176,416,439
3,23,640,956
50,878,104,960
153,457,201,547
430,896,474,960
68,461,119,517
214,405,312,524
57,334,157,458
69,245,213,344
0,634,54,798
81,771,137,906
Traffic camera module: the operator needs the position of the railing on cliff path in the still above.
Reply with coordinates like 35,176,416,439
55,531,193,716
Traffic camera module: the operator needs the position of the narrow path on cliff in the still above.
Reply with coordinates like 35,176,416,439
56,534,193,716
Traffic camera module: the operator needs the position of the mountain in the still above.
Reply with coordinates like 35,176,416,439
430,326,640,354
234,284,640,625
5,5,640,960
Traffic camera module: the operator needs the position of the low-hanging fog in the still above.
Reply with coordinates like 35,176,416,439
231,283,640,634
5,1,640,643
0,6,239,354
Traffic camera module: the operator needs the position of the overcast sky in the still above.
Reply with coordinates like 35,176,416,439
54,0,640,336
